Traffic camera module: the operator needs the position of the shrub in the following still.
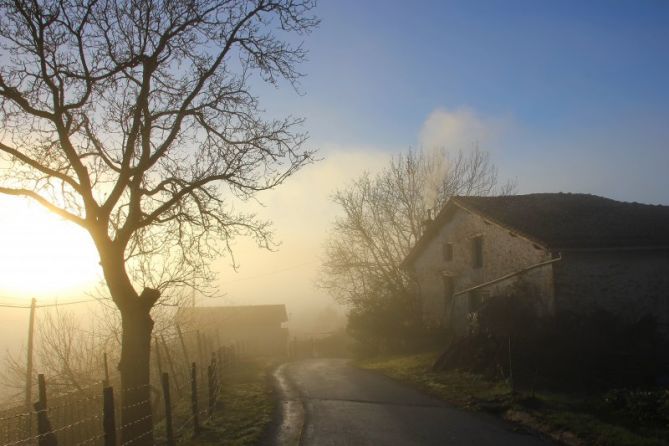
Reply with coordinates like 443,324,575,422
347,293,449,356
602,388,669,426
434,282,663,392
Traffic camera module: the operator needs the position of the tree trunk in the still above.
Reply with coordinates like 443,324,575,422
119,306,155,446
96,241,161,446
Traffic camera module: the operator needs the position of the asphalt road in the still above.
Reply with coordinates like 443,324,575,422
275,358,550,446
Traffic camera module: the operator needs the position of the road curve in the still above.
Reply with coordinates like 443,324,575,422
274,358,550,446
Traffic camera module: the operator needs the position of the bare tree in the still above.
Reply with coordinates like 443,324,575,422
2,307,113,401
321,147,514,314
0,0,318,442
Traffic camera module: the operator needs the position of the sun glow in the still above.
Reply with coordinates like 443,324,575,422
0,196,101,298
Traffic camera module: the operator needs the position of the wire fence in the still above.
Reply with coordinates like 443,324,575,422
0,328,244,446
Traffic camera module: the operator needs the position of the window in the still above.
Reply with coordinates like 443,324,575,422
472,236,483,268
442,242,453,261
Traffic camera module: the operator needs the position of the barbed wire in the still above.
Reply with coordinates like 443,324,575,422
120,399,151,412
0,340,240,446
120,427,153,446
74,432,104,446
0,412,31,424
0,300,96,309
47,380,104,401
0,412,100,446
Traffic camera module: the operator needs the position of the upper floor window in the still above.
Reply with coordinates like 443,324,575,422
442,242,453,261
472,236,483,268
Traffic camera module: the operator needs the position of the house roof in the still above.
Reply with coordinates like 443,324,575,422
403,193,669,266
176,304,288,326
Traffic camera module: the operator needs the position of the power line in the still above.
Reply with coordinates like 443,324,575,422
0,299,95,309
219,260,317,284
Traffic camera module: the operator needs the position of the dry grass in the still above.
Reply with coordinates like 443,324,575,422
176,358,276,446
356,352,669,446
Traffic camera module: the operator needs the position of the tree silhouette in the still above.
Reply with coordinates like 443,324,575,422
0,0,317,443
321,148,513,346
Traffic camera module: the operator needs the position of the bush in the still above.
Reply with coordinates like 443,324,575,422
434,282,664,392
602,389,669,426
347,293,449,356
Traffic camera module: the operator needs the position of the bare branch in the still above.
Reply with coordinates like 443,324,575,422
321,147,514,308
0,186,86,227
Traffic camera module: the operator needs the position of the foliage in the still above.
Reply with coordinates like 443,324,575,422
602,389,669,426
346,294,445,356
436,282,663,392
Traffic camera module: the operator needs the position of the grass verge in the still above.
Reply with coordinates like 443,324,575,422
177,358,276,446
356,352,669,446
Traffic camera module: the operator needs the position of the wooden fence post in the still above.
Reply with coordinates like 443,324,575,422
191,362,200,436
176,324,190,370
196,331,206,370
25,299,37,410
207,358,215,416
102,386,116,446
33,374,57,446
213,351,221,391
154,336,163,376
23,298,36,445
161,335,181,397
161,373,175,446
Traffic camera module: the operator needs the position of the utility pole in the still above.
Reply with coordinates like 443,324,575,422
25,297,37,407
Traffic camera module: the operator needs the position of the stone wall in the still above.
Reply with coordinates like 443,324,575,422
553,249,669,337
409,204,554,334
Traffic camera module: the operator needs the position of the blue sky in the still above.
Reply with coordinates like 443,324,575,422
258,0,669,203
197,0,669,319
2,1,668,323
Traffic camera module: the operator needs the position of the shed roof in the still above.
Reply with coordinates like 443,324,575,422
403,193,669,266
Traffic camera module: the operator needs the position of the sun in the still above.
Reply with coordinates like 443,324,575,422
0,196,101,298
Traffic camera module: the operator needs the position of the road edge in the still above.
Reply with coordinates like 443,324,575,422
267,362,306,446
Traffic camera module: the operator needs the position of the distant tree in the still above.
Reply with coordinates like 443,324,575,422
0,0,318,442
321,148,513,346
2,307,113,401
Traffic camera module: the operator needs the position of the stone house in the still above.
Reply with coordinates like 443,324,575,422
402,193,669,337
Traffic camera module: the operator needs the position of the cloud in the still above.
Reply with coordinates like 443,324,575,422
418,107,504,150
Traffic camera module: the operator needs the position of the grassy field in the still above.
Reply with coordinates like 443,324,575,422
357,352,669,446
177,358,276,446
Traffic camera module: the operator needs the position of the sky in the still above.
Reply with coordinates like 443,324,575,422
1,0,668,337
212,0,669,324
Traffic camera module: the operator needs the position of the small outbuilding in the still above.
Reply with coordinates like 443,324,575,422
402,193,669,339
